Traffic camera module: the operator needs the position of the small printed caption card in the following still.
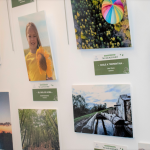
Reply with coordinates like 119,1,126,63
138,143,150,150
94,142,127,150
94,53,129,75
11,0,34,8
32,83,58,101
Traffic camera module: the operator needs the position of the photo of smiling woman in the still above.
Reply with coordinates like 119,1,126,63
19,11,56,81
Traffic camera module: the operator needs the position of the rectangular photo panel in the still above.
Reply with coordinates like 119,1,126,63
12,0,34,8
0,92,13,150
72,84,133,138
18,11,56,81
18,109,60,150
71,0,131,49
32,88,58,101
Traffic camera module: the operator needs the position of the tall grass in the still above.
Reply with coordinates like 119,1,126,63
74,108,111,123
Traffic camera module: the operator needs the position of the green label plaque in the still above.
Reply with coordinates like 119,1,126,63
94,53,129,75
12,0,34,8
33,88,58,101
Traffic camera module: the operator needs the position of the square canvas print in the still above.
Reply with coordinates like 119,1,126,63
0,92,13,150
18,11,56,81
72,84,133,138
71,0,131,49
18,109,60,150
138,143,150,150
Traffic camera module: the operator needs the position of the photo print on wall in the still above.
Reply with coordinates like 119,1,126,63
0,92,13,150
18,11,56,81
71,0,131,49
72,84,133,138
18,109,60,150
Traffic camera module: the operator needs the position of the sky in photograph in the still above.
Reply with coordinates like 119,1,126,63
0,92,12,133
18,11,50,49
0,92,11,123
72,84,131,108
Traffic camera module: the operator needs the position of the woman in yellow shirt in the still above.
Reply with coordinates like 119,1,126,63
25,22,53,81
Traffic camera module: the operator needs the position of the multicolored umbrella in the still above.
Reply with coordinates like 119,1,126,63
102,0,124,24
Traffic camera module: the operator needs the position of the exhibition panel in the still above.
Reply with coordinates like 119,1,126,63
0,0,150,150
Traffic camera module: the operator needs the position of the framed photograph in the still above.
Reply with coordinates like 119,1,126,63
72,84,133,138
18,11,56,81
18,109,60,150
71,0,131,49
0,92,13,150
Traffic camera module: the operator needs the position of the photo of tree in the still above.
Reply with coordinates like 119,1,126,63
0,92,13,150
18,109,60,150
71,0,131,49
72,84,133,138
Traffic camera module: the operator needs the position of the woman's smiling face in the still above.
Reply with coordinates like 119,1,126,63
26,26,38,53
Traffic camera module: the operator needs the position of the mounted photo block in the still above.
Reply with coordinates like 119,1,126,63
18,109,60,150
18,11,56,81
71,0,131,49
0,92,13,150
72,84,133,138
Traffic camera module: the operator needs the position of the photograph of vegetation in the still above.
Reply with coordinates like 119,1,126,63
0,92,13,150
18,109,60,150
72,85,133,138
71,0,131,49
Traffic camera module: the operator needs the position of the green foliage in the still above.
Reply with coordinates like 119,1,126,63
73,94,107,119
0,132,13,150
74,108,111,124
71,0,131,49
18,109,60,150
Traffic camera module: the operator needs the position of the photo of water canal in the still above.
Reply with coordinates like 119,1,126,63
72,85,133,138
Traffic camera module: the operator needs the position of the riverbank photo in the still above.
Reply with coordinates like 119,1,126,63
0,92,13,150
18,109,60,150
71,0,131,49
18,11,56,81
72,84,133,138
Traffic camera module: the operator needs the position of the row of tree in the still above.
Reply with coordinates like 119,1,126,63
72,94,107,118
0,132,13,150
19,109,60,150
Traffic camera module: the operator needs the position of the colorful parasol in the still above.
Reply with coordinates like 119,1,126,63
102,0,124,24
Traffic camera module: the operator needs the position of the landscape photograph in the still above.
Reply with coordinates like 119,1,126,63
71,0,131,49
18,109,60,150
72,84,133,138
0,92,13,150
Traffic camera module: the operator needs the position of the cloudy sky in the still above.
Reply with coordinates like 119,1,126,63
18,11,50,49
0,92,11,123
72,85,131,108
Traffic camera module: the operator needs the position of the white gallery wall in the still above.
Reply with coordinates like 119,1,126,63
0,0,150,149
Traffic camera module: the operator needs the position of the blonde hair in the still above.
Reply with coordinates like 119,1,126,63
26,22,42,49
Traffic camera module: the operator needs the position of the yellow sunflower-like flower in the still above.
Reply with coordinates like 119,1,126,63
36,46,52,78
